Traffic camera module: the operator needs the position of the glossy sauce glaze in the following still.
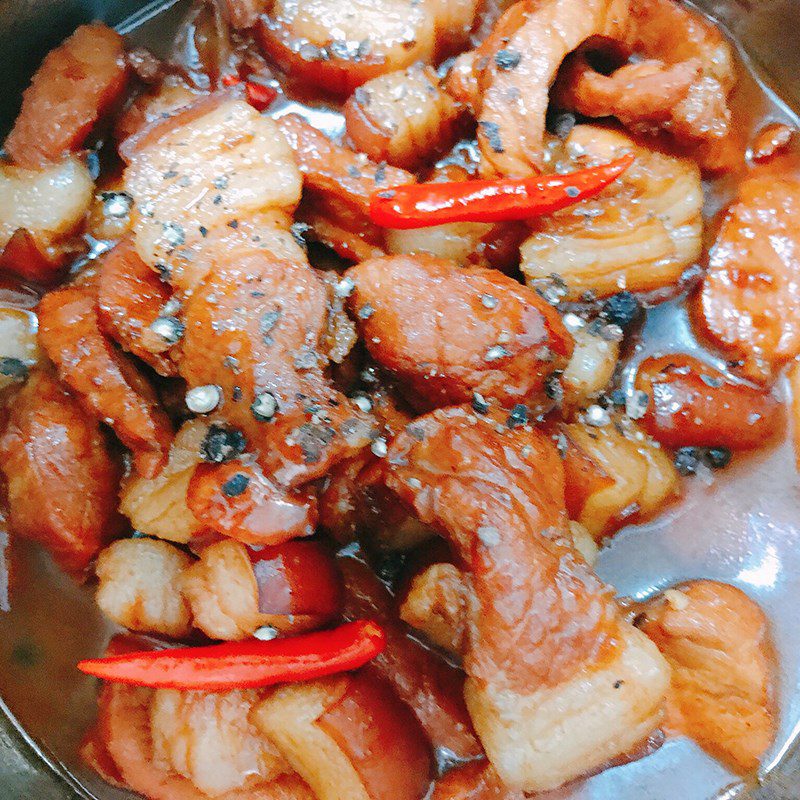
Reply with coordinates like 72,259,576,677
0,1,799,799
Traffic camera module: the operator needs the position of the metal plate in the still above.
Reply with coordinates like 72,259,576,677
1,1,799,798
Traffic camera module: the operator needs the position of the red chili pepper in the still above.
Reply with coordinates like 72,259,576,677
77,620,385,691
220,75,277,112
369,153,635,229
245,81,278,112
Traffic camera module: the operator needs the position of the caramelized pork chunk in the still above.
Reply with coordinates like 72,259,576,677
5,24,129,168
520,126,703,300
96,538,194,638
555,0,737,169
119,420,208,545
318,448,431,548
180,539,263,641
257,0,478,97
554,54,699,135
97,237,178,376
114,80,200,149
79,724,127,790
635,354,784,450
150,688,291,796
276,114,413,261
558,417,680,540
400,522,600,658
344,65,463,170
253,672,433,800
248,540,344,633
340,556,481,760
98,668,305,799
693,176,800,383
346,254,573,410
0,371,122,574
561,323,620,411
180,250,374,490
186,461,319,547
628,0,736,165
384,220,493,267
399,562,468,655
0,156,94,279
382,408,669,791
446,0,628,175
166,210,306,298
37,286,173,478
640,581,776,773
123,95,302,278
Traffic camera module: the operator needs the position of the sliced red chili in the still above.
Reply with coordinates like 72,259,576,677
245,81,278,112
77,620,385,691
220,75,277,112
369,153,635,229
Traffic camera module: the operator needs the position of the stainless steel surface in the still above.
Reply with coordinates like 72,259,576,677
1,1,800,798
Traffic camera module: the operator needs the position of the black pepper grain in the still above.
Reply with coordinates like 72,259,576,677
494,49,521,70
251,391,279,421
221,473,250,497
507,404,528,428
260,310,282,341
295,422,336,463
704,446,732,469
200,425,247,463
674,447,701,476
478,121,504,154
0,357,28,380
375,551,409,585
608,388,626,407
601,291,642,328
151,315,184,344
546,109,576,139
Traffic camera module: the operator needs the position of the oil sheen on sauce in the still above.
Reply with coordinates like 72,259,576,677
0,2,799,800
